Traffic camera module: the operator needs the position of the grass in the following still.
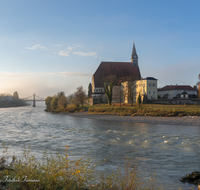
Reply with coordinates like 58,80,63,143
0,144,164,190
45,105,86,113
87,103,200,117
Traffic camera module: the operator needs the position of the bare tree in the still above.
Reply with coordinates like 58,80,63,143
102,75,117,86
112,85,124,107
74,86,87,107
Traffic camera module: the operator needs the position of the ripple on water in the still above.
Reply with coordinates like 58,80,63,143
0,105,199,190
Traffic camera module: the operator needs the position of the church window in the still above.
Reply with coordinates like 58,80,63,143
149,83,151,87
149,91,151,94
153,91,155,94
153,83,155,87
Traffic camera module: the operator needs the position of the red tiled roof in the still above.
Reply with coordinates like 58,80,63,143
158,85,196,91
93,62,141,88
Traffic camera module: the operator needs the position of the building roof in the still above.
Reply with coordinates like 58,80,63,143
93,61,141,88
158,85,196,91
143,77,157,80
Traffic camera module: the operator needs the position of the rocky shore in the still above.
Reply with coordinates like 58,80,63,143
67,111,200,126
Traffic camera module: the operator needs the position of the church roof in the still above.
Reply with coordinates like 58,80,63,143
158,85,196,91
93,61,141,88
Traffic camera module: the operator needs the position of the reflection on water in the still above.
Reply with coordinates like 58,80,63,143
0,102,200,190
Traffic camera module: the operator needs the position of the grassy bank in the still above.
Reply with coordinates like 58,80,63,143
0,145,163,190
88,103,200,117
45,105,86,113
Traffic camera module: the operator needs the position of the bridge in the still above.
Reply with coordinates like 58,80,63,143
22,94,45,107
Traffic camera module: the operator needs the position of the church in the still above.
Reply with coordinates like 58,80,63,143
91,42,157,104
92,42,141,93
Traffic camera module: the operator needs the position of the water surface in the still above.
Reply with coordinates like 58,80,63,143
0,102,199,190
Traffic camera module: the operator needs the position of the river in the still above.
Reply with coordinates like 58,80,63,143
0,102,200,190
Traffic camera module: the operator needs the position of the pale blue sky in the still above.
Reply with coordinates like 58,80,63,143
0,0,200,98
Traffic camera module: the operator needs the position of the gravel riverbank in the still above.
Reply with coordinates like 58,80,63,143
67,111,200,126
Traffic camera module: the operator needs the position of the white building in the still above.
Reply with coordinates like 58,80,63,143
122,77,157,103
158,85,197,99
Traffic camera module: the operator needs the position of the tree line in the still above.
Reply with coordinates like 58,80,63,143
45,86,87,111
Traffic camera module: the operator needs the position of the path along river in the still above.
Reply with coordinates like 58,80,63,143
0,102,200,190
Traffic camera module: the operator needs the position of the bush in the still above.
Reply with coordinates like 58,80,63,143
0,145,163,190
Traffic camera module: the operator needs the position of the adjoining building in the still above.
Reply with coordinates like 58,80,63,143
90,42,158,105
157,85,197,99
122,77,157,103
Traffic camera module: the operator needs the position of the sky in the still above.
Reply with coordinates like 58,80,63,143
0,0,200,98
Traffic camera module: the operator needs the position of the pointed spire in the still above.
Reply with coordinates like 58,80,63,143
131,41,138,66
131,41,138,60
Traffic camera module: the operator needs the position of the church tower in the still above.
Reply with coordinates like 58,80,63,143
131,42,138,66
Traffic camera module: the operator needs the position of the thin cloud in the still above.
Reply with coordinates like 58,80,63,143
52,44,62,47
99,57,114,61
73,51,97,57
0,72,29,77
67,46,73,51
58,51,70,56
25,44,47,50
72,44,82,48
49,71,91,78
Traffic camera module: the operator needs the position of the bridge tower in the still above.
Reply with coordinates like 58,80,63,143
33,93,36,107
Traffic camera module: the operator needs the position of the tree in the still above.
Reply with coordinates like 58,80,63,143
137,93,141,107
198,74,200,99
13,91,19,100
51,96,59,110
104,82,114,105
162,93,169,99
88,83,92,98
74,86,87,107
45,96,53,110
57,91,65,99
112,85,124,107
58,95,68,109
102,75,117,86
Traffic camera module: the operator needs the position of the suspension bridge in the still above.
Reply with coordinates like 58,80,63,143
22,94,45,107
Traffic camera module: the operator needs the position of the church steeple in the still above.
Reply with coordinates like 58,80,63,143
131,42,138,66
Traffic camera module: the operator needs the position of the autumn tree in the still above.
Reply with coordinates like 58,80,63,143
51,96,59,110
57,91,65,99
45,96,53,110
58,95,68,109
74,86,87,107
13,91,19,100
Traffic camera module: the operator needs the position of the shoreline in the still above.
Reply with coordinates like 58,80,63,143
67,111,200,126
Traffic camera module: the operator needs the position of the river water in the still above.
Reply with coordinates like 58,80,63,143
0,102,200,190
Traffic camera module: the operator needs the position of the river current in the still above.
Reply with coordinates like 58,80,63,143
0,102,200,190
